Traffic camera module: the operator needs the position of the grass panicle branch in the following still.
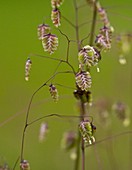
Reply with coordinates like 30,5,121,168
17,0,132,170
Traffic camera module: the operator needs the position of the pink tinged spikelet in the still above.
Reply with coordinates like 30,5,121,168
51,0,64,8
96,1,110,27
37,24,51,40
39,122,48,142
49,84,59,102
20,160,30,170
42,33,58,54
25,58,32,81
51,8,61,27
75,71,92,91
95,26,113,51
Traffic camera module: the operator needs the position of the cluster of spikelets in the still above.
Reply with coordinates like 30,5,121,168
24,1,65,81
38,23,58,55
61,121,96,147
75,46,98,95
37,0,64,54
51,0,64,27
95,1,114,51
87,0,114,51
95,26,113,51
74,2,114,146
75,1,114,97
25,24,58,81
75,45,100,96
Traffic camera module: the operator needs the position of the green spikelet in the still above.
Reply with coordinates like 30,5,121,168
116,35,131,65
42,33,58,54
51,8,61,27
73,89,93,105
79,120,96,144
37,24,51,40
20,160,30,170
78,45,101,68
49,84,59,102
75,71,92,91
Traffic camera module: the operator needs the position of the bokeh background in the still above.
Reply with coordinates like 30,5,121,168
0,0,132,169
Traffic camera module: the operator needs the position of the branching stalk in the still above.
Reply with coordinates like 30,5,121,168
20,70,74,161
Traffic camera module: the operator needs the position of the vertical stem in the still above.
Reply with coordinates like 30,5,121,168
89,0,98,46
80,101,86,170
74,0,81,51
74,131,81,170
129,51,132,169
73,1,81,168
81,133,85,170
74,101,86,170
73,0,84,168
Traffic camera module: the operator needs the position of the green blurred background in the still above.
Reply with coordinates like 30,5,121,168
0,0,132,169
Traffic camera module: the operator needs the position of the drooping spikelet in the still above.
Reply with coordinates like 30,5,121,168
75,71,92,91
96,1,110,27
79,120,96,144
20,160,30,170
49,84,59,102
39,122,48,142
37,24,51,40
116,35,131,65
25,58,32,81
42,33,58,54
95,26,113,51
51,8,61,27
51,0,64,9
78,45,101,68
61,131,77,150
112,102,130,127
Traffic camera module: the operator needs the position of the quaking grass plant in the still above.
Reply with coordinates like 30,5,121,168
3,0,131,170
